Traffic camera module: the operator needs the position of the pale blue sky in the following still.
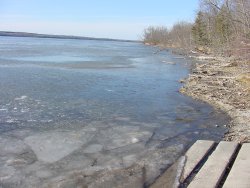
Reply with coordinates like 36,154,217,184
0,0,199,40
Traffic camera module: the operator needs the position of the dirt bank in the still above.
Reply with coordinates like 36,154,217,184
180,56,250,143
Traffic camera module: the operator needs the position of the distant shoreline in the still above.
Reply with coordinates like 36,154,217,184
0,31,139,43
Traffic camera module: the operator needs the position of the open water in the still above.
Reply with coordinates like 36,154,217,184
0,36,228,187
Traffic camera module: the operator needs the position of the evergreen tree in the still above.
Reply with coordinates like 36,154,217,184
215,6,232,43
192,11,210,46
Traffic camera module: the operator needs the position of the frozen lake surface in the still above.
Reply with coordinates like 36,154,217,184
0,36,228,187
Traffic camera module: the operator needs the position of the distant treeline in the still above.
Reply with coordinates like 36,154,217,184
143,0,250,58
0,31,138,43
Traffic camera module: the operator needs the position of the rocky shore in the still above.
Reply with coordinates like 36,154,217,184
151,55,249,187
180,56,250,143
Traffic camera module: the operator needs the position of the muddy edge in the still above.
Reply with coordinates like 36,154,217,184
179,55,250,143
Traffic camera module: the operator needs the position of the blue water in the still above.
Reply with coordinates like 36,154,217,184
0,36,228,187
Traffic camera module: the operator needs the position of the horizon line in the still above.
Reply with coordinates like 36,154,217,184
0,30,140,43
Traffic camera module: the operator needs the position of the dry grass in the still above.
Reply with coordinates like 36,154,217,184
236,73,250,91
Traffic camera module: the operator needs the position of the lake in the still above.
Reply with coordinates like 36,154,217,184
0,36,228,187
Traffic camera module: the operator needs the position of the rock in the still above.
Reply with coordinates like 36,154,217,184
179,79,186,83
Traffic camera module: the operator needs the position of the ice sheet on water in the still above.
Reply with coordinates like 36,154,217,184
24,129,95,163
83,144,103,153
98,126,152,150
0,166,15,181
14,96,28,101
0,115,193,187
0,136,28,154
0,36,229,187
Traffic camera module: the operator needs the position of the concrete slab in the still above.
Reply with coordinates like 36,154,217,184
188,141,239,188
180,140,215,182
223,143,250,188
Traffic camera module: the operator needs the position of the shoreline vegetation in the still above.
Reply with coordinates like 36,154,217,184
142,0,250,143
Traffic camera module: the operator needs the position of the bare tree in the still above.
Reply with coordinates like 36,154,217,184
142,0,250,58
143,26,169,45
142,22,193,50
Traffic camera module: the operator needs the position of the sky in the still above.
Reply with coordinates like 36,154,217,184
0,0,199,40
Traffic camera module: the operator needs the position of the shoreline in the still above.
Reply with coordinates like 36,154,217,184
151,53,249,188
179,55,250,143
